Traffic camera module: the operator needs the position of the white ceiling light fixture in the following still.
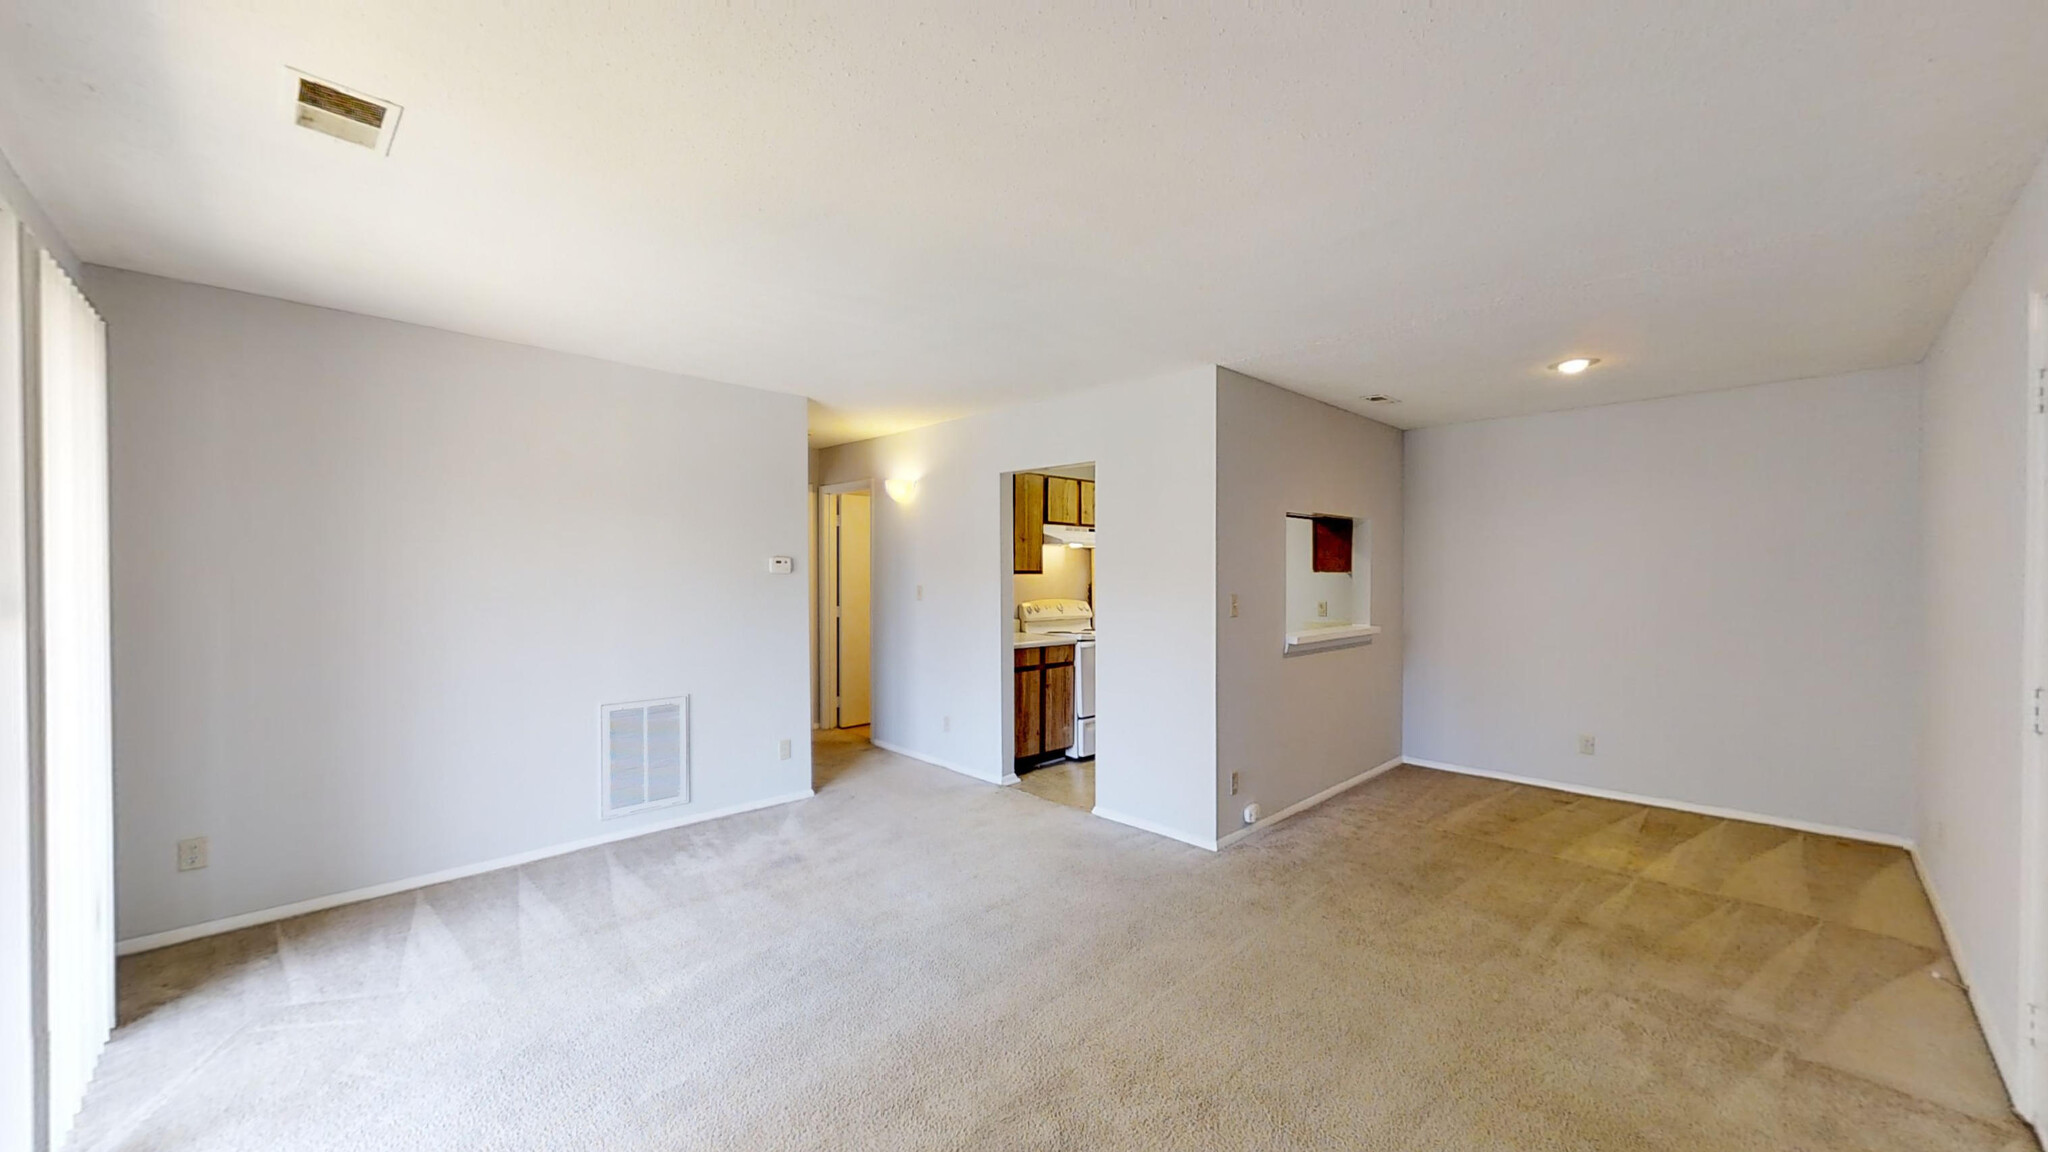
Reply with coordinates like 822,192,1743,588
285,69,402,154
1550,357,1600,375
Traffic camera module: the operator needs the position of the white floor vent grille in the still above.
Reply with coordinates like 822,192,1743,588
602,696,689,817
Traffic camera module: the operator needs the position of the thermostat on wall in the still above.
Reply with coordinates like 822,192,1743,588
768,556,794,574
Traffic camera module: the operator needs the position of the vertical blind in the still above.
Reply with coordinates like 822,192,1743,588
32,247,113,1149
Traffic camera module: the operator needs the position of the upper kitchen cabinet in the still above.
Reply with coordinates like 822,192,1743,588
1014,473,1045,574
1046,476,1082,525
1078,479,1094,527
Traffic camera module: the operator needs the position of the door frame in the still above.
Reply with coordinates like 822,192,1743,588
2023,291,2048,1124
816,480,873,730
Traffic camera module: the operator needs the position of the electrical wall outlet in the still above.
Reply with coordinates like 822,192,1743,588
1229,771,1240,795
1577,734,1596,756
177,836,208,872
1317,600,1328,618
778,738,792,760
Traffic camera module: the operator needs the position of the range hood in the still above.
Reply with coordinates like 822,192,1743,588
1044,525,1095,549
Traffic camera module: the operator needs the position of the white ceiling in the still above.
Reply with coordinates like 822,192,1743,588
4,3,2047,444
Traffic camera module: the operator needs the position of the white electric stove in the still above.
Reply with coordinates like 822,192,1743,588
1018,599,1095,759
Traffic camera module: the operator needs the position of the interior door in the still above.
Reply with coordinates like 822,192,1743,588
836,492,872,727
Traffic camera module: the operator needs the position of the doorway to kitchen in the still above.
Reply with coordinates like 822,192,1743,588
1005,463,1096,811
818,482,871,733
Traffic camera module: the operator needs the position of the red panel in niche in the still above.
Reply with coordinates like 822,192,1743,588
1311,516,1353,573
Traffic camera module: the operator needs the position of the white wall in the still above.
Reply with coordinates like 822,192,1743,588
0,198,36,1152
1216,370,1403,840
91,268,815,942
814,368,1218,847
1919,145,2048,1106
1404,366,1923,839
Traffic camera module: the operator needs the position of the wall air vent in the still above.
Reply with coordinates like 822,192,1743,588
286,70,402,154
601,697,690,818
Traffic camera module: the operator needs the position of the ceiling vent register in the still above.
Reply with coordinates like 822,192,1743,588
288,70,402,153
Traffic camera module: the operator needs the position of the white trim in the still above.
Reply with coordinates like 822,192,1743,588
1282,624,1381,655
1401,757,1914,848
1215,756,1403,849
2019,287,2048,1124
869,736,999,784
1909,845,2024,1112
115,790,814,956
1089,806,1218,851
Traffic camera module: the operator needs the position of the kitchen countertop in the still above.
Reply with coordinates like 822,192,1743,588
1013,633,1093,649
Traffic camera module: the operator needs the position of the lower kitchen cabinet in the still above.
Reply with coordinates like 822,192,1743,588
1014,644,1075,764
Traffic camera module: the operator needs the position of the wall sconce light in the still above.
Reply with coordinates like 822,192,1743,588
884,477,919,504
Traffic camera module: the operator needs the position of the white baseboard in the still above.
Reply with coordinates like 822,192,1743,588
1908,846,2028,1117
869,736,1001,784
1215,756,1405,850
115,789,816,956
1401,757,1913,848
1090,806,1218,852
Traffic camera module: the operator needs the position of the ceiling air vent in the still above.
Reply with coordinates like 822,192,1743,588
601,697,690,818
286,70,402,154
1361,394,1401,406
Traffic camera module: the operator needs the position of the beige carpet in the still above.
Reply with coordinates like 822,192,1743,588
70,738,2034,1150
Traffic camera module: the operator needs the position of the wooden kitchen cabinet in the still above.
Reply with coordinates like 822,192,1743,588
1013,473,1045,574
1078,480,1094,527
1311,515,1353,573
1015,651,1043,758
1042,660,1075,751
1014,643,1076,765
1046,476,1083,525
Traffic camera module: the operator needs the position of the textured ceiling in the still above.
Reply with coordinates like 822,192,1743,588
4,2,2047,444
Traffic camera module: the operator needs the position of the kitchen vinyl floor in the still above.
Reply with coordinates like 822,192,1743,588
1015,758,1094,811
72,749,2031,1151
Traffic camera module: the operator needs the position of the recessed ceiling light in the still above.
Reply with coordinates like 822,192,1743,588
1551,357,1599,375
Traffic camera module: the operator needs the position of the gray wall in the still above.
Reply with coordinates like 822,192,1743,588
1214,370,1404,840
1403,366,1923,839
92,268,816,942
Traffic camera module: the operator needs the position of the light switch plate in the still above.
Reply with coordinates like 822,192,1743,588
768,556,794,574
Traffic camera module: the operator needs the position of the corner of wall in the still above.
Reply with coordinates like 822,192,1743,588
0,143,83,281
